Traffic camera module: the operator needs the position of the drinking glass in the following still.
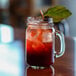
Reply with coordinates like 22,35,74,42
25,17,65,68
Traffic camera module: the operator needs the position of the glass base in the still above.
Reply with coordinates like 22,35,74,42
28,65,54,70
30,66,45,69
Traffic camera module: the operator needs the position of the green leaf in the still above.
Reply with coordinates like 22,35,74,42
44,5,72,22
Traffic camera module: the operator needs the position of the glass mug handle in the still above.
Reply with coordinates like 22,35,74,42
55,31,65,58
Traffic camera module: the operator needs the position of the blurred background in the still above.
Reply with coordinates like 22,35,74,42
0,0,76,36
0,0,56,28
0,0,76,76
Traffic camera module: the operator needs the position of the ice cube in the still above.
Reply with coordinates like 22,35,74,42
32,40,45,52
42,32,53,43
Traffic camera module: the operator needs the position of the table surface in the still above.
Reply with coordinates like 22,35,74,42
14,28,76,76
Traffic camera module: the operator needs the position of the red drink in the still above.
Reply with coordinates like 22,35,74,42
26,28,54,67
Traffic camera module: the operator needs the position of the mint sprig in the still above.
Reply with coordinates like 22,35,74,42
44,5,72,22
